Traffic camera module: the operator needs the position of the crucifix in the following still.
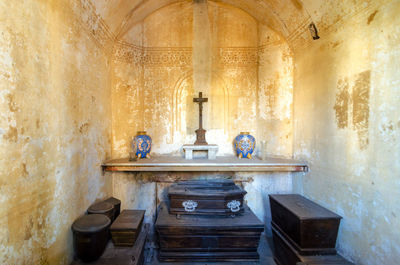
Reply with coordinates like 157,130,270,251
193,92,208,145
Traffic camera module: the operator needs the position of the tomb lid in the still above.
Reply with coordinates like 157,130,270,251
111,210,145,231
176,179,234,186
156,202,263,229
104,197,121,206
168,179,246,197
269,194,342,220
72,214,111,233
88,201,114,213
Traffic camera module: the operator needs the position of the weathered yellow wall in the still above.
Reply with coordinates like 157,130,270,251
111,1,294,158
293,1,400,264
0,0,112,264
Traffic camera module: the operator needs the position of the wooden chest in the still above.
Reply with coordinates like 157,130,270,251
269,194,341,255
156,202,264,262
168,180,247,216
110,210,145,247
104,197,121,221
273,226,353,265
71,224,149,265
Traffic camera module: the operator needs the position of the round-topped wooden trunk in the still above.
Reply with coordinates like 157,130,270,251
71,214,111,262
87,201,115,221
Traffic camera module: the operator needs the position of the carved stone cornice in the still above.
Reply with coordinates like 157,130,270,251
143,47,192,67
113,42,143,64
112,44,295,67
218,47,258,67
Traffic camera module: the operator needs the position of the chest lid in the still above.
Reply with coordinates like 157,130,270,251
269,194,342,220
72,214,111,233
111,210,145,231
156,202,263,229
168,179,246,197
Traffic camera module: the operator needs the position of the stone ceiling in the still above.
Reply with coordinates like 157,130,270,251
90,0,378,48
91,0,312,41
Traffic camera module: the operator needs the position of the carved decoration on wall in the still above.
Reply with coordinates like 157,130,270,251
218,47,258,67
75,0,114,50
113,43,267,67
113,43,192,67
143,48,192,67
113,42,143,64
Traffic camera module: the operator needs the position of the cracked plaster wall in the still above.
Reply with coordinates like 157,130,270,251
292,1,400,264
0,1,112,264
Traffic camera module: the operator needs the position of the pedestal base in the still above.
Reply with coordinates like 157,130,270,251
182,144,218,160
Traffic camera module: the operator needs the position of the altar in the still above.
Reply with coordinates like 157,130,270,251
102,155,307,173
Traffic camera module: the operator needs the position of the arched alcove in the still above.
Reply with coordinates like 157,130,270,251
172,71,229,146
111,1,294,156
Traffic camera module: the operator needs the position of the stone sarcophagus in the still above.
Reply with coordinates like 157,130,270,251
168,179,247,216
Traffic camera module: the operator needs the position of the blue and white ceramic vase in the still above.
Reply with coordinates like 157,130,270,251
132,131,152,159
234,132,256,159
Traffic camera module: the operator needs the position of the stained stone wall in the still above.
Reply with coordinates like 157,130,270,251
292,1,400,264
0,1,113,264
111,1,294,158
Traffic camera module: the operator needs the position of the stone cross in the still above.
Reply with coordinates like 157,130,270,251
193,92,208,145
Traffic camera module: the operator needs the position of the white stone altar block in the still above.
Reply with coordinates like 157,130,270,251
183,144,218,160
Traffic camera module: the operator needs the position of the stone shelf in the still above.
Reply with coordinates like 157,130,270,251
102,156,308,172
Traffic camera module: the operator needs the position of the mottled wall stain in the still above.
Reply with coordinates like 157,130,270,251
334,71,371,149
367,10,379,25
290,0,303,10
334,78,349,129
352,70,370,150
3,126,18,142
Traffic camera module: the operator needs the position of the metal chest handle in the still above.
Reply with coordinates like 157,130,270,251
182,200,198,212
227,200,241,213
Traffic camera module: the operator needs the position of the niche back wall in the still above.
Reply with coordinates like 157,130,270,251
111,1,293,158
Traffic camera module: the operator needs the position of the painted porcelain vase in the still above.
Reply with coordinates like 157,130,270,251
132,131,152,159
234,132,256,159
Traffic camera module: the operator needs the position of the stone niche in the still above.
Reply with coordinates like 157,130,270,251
111,1,294,158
